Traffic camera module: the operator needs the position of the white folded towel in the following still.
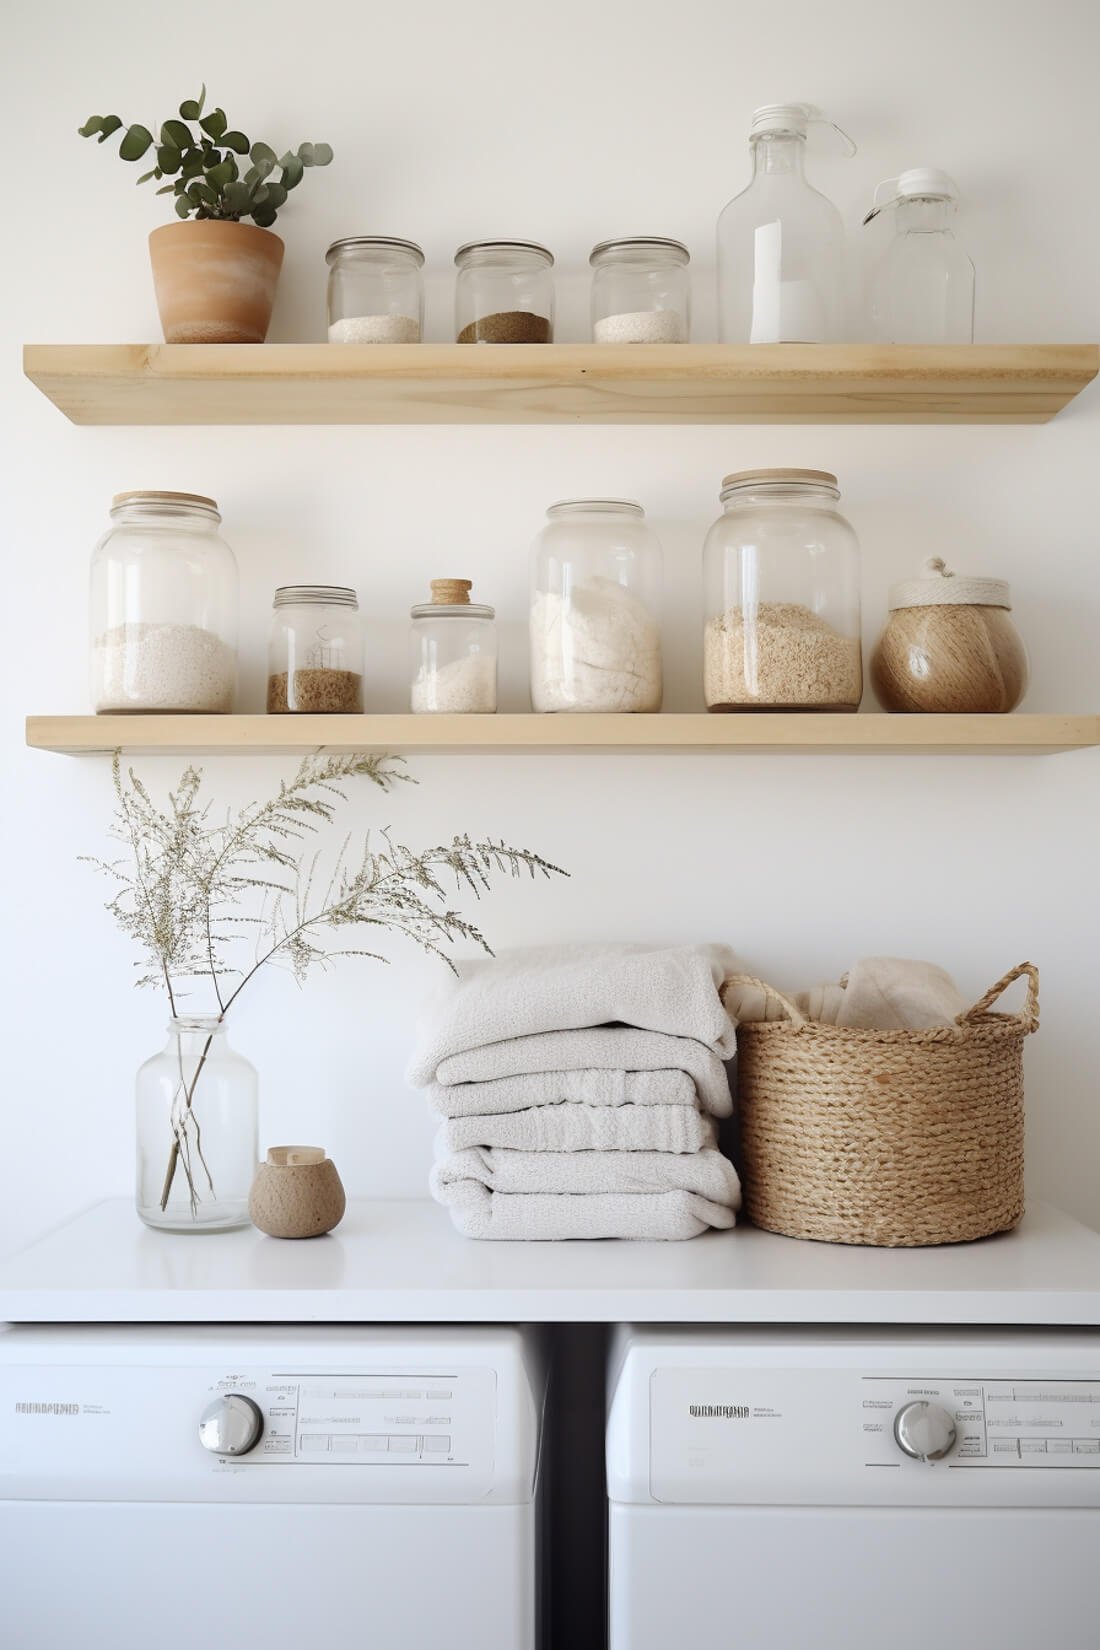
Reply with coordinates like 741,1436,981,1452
433,1182,737,1241
431,1027,733,1119
433,1142,742,1204
725,957,968,1031
407,943,739,1086
428,1067,697,1118
440,1103,717,1155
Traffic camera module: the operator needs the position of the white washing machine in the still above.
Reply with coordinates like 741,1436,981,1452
0,1323,544,1650
607,1325,1100,1650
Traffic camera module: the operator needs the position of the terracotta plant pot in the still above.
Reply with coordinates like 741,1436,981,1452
149,219,285,344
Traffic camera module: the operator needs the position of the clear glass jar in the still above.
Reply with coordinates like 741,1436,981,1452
871,557,1027,713
455,241,554,342
530,500,663,714
865,171,975,344
136,1016,258,1233
590,237,691,342
703,469,862,711
267,585,364,713
325,237,424,343
717,103,852,343
90,491,238,714
411,580,497,713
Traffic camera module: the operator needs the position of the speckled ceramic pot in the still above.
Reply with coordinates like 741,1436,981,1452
248,1146,346,1239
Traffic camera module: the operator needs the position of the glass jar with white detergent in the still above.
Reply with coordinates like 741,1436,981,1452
326,237,425,343
411,581,498,713
590,238,691,342
529,500,663,713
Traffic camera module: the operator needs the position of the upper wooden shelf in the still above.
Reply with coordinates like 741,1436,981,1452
26,713,1100,757
23,343,1100,426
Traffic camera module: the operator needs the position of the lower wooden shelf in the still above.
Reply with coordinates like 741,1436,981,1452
24,712,1100,756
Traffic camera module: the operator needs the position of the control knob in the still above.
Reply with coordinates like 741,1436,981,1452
893,1400,957,1462
198,1393,264,1456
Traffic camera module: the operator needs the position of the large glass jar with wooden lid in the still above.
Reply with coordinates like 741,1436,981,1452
267,586,364,713
410,580,497,713
702,469,862,711
89,490,238,714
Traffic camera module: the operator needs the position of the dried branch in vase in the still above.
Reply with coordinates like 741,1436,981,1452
86,751,566,1216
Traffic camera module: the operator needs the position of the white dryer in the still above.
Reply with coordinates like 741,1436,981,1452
0,1323,544,1650
607,1325,1100,1650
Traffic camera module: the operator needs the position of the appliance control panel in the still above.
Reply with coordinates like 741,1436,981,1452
861,1377,1100,1467
199,1367,495,1467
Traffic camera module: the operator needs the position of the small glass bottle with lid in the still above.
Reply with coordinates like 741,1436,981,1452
90,491,238,714
530,500,663,713
326,237,425,343
410,580,497,713
863,170,975,343
455,241,554,342
590,238,691,342
267,586,364,713
703,469,862,711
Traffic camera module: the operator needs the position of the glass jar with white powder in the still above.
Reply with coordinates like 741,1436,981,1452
702,468,862,711
590,238,691,343
326,237,424,343
90,491,238,714
410,581,497,713
529,500,663,713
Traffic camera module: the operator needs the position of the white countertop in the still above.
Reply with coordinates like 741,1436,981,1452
1,1198,1098,1326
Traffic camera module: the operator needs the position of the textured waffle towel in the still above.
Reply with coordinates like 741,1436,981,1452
434,1141,742,1202
433,1181,738,1241
407,943,738,1085
440,1102,717,1155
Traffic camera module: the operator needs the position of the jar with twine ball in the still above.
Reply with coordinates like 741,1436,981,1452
249,1146,346,1239
871,557,1028,714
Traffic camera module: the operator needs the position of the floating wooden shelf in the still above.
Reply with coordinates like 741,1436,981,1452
22,343,1099,425
25,713,1100,757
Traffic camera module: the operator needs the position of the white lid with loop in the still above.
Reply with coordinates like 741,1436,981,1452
888,557,1011,612
864,168,959,224
750,103,856,156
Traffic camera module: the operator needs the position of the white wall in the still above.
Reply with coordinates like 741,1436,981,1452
2,0,1097,1255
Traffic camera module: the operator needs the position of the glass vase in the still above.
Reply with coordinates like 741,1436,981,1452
136,1017,258,1233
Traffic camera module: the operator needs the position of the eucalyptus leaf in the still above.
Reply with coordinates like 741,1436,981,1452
136,168,158,185
222,181,252,214
262,182,287,209
251,141,276,165
311,142,333,166
252,205,277,228
156,144,182,174
78,114,123,142
155,183,177,196
297,142,315,166
160,118,192,150
222,130,249,154
174,194,192,219
200,108,227,140
179,97,201,121
118,124,154,162
280,155,304,191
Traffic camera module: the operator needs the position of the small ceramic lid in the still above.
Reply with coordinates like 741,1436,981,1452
888,556,1011,611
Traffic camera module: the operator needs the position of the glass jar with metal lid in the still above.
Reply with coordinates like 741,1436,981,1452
410,580,497,714
590,238,691,343
702,469,862,711
326,237,425,343
89,490,238,714
455,241,554,342
267,586,364,714
530,500,663,713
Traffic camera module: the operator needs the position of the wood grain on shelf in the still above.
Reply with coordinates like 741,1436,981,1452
25,713,1100,756
23,343,1100,425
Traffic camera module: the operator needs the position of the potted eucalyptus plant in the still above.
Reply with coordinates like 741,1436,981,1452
79,87,333,343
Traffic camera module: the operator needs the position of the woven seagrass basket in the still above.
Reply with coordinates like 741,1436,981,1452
721,962,1038,1248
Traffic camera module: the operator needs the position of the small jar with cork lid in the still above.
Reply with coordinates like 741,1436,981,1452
267,585,364,714
871,557,1029,713
410,580,497,713
454,242,554,342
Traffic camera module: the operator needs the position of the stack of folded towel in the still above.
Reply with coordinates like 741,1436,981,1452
407,944,742,1241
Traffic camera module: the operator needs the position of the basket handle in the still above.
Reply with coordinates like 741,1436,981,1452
721,973,807,1029
957,962,1040,1033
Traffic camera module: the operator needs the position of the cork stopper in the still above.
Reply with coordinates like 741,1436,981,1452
430,579,472,605
266,1145,326,1167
